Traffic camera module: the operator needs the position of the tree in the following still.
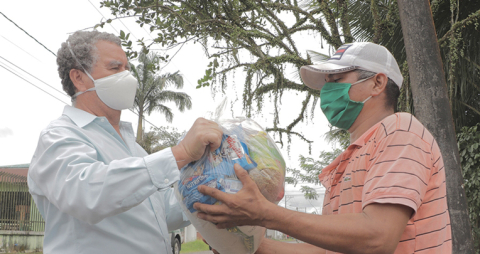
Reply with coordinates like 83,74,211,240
286,127,348,199
350,0,480,131
138,126,186,154
131,51,192,142
397,0,474,252
101,0,350,146
458,124,480,253
101,0,479,139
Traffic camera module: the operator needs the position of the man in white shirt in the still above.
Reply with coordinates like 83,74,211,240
28,30,222,254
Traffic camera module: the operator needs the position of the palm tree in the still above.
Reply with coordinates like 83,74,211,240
131,51,192,143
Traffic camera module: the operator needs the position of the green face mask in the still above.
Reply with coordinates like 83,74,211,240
320,77,373,130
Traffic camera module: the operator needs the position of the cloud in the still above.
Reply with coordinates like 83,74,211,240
0,128,14,138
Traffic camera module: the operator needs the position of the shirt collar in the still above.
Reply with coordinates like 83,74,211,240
319,120,386,184
318,126,377,183
351,121,382,147
62,105,97,128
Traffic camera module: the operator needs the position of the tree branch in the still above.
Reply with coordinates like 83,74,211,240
438,9,480,45
265,127,313,144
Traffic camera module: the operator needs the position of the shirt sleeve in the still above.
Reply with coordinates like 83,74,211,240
362,131,432,214
162,187,191,231
28,127,180,225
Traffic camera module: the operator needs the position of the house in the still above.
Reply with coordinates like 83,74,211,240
0,164,44,252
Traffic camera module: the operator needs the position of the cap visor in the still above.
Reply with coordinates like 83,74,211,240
300,63,357,90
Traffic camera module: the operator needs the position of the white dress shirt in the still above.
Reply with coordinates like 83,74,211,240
28,106,190,254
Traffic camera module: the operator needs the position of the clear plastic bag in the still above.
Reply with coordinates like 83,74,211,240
174,103,286,254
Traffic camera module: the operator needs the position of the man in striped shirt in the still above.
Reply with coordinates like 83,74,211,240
194,42,452,254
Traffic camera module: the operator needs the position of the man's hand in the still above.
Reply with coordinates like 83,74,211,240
194,164,274,228
172,118,223,169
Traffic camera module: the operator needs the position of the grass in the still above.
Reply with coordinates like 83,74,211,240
180,239,211,253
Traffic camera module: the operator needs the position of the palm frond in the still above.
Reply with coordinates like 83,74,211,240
155,104,174,123
133,50,192,123
154,90,193,112
306,50,330,63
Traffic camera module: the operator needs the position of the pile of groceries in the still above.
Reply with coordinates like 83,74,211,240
174,117,286,254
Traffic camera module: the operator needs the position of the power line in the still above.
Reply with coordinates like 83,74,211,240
1,57,160,129
85,1,146,56
86,0,119,34
114,16,139,41
128,109,159,129
1,59,160,129
129,15,196,88
1,60,24,77
1,46,162,131
0,64,68,105
0,56,68,98
0,11,56,57
1,36,42,62
2,5,160,130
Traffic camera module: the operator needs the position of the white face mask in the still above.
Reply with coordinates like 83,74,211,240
68,42,138,110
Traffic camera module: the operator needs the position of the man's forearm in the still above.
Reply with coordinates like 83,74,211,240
262,203,409,254
255,238,326,254
263,205,371,253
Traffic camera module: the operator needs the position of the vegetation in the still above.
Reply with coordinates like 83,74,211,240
179,239,211,253
102,0,479,142
131,51,191,143
138,126,185,154
458,124,480,253
285,128,348,198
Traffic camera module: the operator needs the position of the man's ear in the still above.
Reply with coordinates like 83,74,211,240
69,69,89,93
371,73,389,96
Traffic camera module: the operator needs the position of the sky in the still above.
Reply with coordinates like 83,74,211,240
0,0,334,211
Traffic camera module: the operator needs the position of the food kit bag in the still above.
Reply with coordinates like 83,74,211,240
174,114,286,254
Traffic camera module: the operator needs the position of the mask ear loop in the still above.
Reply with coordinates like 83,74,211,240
351,74,376,86
67,41,96,103
352,74,376,103
67,42,95,81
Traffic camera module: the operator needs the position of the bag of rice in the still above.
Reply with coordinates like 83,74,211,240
174,117,286,254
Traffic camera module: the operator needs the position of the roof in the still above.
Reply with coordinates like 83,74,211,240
0,164,29,177
0,163,30,168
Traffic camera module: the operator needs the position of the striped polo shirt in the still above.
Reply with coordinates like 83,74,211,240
319,113,451,253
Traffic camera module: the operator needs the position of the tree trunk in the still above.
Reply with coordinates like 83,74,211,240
136,107,144,143
397,0,474,253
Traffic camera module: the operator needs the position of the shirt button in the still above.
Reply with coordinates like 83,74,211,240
164,179,169,184
101,119,105,122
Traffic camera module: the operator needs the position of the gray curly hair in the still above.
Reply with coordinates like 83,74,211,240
57,30,121,97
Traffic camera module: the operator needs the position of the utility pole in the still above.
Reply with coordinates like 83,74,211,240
283,195,294,210
396,0,474,253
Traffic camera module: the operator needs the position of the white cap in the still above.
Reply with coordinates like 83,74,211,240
300,42,403,90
